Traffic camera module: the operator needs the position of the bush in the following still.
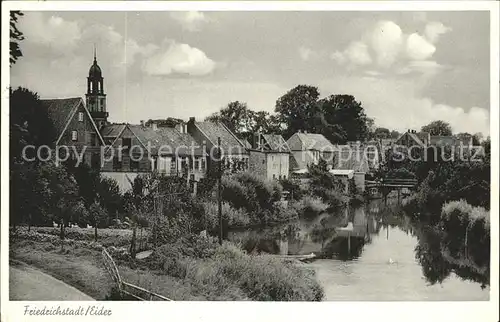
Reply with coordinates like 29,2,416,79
290,196,328,221
440,200,490,262
146,238,324,301
203,201,250,229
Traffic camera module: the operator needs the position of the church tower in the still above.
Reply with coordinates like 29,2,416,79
86,48,108,128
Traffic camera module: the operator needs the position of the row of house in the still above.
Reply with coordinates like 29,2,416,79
41,54,471,195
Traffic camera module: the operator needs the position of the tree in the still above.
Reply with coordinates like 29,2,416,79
318,94,369,143
421,120,452,136
10,87,57,160
390,130,401,139
36,162,79,239
10,11,24,66
10,87,57,229
373,127,391,139
205,101,254,134
275,85,321,138
89,201,107,241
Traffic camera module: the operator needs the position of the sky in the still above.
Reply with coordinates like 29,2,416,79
10,10,491,136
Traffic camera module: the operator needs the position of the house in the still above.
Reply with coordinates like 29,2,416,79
43,53,215,194
332,146,369,193
186,117,249,174
396,130,472,148
395,130,429,148
328,169,354,193
248,133,291,180
287,132,336,172
42,96,105,168
100,122,207,193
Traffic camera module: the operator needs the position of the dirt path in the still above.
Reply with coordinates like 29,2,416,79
9,263,94,301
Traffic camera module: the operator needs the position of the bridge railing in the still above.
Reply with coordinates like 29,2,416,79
102,248,173,301
366,178,418,187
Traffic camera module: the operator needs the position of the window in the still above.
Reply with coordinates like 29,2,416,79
122,138,131,149
90,133,97,146
200,158,206,170
71,131,78,141
170,157,177,173
194,159,200,170
273,174,276,179
113,156,122,170
91,153,100,169
78,112,84,122
131,159,139,171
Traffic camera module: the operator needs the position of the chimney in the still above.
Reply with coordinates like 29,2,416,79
140,120,144,127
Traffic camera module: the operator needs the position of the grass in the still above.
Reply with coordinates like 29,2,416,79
10,229,324,301
15,226,149,249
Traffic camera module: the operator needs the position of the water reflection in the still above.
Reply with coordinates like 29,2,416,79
227,199,490,299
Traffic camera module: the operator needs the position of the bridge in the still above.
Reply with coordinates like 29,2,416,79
366,178,418,189
365,178,418,202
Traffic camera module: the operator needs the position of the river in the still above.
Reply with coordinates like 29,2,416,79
227,200,490,301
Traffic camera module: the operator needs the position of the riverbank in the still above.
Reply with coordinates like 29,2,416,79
9,229,324,301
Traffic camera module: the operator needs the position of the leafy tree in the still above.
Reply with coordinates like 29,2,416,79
97,177,123,220
206,101,254,134
89,200,107,241
10,87,56,160
36,162,80,239
10,11,24,66
275,85,321,138
318,94,370,143
421,120,452,136
10,87,57,229
390,130,401,139
373,127,391,139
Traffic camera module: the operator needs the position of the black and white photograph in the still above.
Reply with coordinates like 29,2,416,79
2,2,498,321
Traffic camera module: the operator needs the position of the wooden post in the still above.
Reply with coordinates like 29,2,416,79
347,233,351,255
217,137,223,245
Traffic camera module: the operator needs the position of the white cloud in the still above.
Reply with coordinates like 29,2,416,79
330,51,347,65
320,76,489,136
299,46,314,61
169,11,209,32
142,41,216,76
398,60,443,77
331,41,371,66
20,12,82,52
405,33,436,61
345,41,372,65
331,19,451,74
368,20,403,67
425,22,452,43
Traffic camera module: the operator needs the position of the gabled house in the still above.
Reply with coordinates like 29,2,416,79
42,96,105,167
396,129,473,149
100,122,207,193
248,133,291,180
395,130,429,148
187,117,249,173
287,132,336,172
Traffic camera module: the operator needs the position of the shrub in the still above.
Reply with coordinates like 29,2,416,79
147,238,324,301
440,200,490,261
291,196,328,220
203,201,250,229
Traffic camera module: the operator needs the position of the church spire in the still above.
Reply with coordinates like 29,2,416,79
93,44,97,63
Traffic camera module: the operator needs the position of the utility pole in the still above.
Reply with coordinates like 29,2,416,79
217,137,223,245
